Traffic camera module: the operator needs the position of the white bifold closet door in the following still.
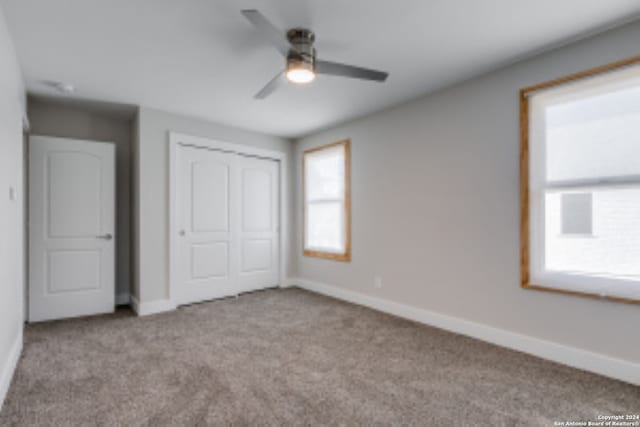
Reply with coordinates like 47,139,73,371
176,145,279,305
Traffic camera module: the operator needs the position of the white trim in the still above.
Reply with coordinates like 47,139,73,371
168,132,289,308
292,277,640,385
0,328,23,410
172,132,288,160
116,293,130,306
130,295,176,316
22,115,30,132
280,278,298,288
130,295,139,315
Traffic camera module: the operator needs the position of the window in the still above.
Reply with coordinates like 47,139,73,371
521,57,640,303
303,140,351,261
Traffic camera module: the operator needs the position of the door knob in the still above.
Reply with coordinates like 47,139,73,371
179,230,186,236
97,233,113,240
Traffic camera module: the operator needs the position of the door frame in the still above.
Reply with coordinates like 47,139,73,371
168,132,288,306
23,121,29,322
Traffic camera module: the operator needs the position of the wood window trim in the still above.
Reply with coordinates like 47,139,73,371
302,139,351,262
519,55,640,305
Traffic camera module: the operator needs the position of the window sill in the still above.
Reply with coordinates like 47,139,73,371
303,249,351,262
521,282,640,305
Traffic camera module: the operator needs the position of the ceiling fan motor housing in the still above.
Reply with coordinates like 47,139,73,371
286,28,316,74
241,9,389,97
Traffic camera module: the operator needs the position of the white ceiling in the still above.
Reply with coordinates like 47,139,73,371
3,0,640,138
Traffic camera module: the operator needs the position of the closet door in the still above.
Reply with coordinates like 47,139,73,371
176,145,238,305
237,156,280,293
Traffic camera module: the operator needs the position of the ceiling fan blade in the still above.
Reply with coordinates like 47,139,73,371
316,60,388,82
255,71,286,99
241,9,295,57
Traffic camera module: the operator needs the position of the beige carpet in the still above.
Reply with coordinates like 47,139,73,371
1,287,637,425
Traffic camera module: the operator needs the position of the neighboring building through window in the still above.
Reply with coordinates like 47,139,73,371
521,57,640,303
303,139,351,261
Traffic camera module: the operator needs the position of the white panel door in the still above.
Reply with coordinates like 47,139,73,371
176,145,238,305
29,136,115,322
237,156,280,293
174,144,280,305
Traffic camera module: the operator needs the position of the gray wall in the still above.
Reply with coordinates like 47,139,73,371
135,107,293,303
27,99,134,300
0,5,25,406
294,21,640,364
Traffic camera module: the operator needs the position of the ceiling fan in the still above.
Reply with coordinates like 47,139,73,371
241,9,389,99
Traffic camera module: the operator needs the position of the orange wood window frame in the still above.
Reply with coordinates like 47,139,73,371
520,55,640,304
302,139,351,262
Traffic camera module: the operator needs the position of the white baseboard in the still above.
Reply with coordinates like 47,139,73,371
116,293,130,306
0,328,23,410
130,295,176,316
292,278,639,385
280,278,297,288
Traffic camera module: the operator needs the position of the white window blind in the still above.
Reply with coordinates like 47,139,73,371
528,65,640,301
303,141,350,259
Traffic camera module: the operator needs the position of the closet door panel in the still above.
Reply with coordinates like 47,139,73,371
176,145,238,304
237,156,280,292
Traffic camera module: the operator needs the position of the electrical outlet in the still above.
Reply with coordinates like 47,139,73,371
374,276,383,289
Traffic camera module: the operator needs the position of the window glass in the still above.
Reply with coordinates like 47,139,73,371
306,202,344,252
305,145,345,201
303,140,350,261
544,188,640,280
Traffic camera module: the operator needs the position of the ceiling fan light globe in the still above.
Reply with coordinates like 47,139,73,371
285,68,316,84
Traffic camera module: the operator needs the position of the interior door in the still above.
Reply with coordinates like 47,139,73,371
237,156,280,293
176,145,238,305
29,136,115,322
